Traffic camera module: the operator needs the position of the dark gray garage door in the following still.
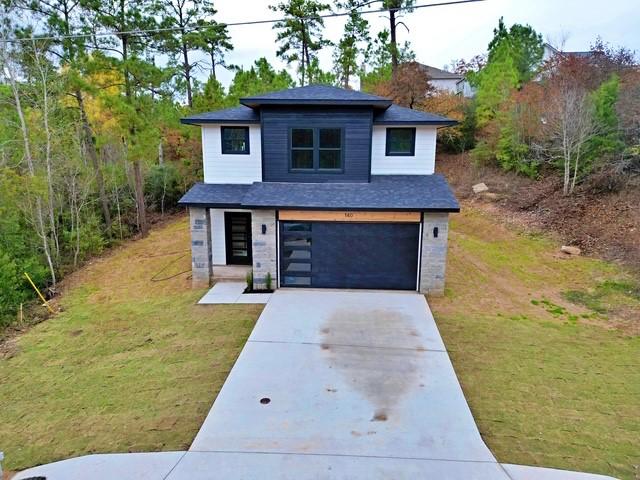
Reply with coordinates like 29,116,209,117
280,222,420,290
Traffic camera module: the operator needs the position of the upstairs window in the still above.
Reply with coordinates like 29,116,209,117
291,128,314,169
221,126,250,154
386,128,416,156
291,127,343,171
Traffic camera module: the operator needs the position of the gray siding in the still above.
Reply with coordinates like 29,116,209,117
261,106,372,183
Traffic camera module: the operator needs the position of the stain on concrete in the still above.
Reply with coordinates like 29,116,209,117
320,308,420,421
371,410,388,422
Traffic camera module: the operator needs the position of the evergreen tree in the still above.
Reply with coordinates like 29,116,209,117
154,0,231,106
270,0,331,86
227,57,295,102
333,0,370,88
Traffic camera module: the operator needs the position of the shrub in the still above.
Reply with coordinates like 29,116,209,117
496,123,539,178
265,272,272,291
470,140,495,165
245,270,254,291
144,164,182,213
0,250,23,327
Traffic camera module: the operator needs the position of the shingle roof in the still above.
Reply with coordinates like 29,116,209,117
178,183,251,206
373,105,457,125
182,85,456,125
418,64,463,80
181,105,259,125
179,175,459,212
240,85,392,108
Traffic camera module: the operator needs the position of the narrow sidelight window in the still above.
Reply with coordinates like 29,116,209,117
386,127,416,156
221,126,250,154
291,127,343,171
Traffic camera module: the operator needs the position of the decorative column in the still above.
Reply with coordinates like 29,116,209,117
420,213,450,296
189,207,212,288
251,210,278,290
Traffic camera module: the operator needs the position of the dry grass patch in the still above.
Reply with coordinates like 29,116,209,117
0,216,262,472
430,206,640,480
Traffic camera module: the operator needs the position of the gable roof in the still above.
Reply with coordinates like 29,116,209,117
240,84,392,108
181,105,259,125
373,104,457,126
418,64,463,80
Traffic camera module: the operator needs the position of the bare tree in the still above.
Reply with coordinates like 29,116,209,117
32,41,61,261
0,30,57,286
537,78,598,195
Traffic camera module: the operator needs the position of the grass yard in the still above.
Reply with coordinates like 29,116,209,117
0,217,262,472
1,209,638,479
429,207,640,480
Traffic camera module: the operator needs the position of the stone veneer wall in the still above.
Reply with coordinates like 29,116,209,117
189,207,212,288
420,212,449,296
251,209,278,289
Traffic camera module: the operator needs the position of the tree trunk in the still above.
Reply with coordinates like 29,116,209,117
210,50,217,80
133,159,148,237
4,50,57,286
76,89,112,233
389,6,398,72
301,41,306,85
120,23,148,237
181,32,192,107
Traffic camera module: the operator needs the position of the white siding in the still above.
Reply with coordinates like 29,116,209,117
209,208,251,265
371,125,437,175
429,78,459,94
202,125,262,184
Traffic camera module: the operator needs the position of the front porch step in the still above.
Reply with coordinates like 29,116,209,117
212,265,251,281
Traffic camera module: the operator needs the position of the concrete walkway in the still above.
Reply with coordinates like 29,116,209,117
13,290,617,480
198,281,272,304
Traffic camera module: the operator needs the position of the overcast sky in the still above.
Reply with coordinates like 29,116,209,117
204,0,639,87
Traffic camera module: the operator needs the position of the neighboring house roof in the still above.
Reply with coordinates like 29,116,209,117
373,104,457,126
544,43,600,60
240,84,392,108
178,175,460,212
418,64,463,81
181,105,260,125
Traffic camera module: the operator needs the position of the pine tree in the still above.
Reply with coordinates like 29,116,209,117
270,0,331,86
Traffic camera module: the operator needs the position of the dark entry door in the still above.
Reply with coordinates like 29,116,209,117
280,222,419,290
225,212,252,265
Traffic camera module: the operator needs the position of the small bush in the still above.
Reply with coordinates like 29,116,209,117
470,140,495,165
0,250,23,327
496,124,539,178
245,270,253,291
145,164,182,213
265,272,272,291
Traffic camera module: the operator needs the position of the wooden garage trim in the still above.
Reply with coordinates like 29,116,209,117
278,210,421,223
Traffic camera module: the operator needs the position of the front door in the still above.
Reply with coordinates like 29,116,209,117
225,212,252,265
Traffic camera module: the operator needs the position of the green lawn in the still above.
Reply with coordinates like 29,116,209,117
0,217,262,472
429,208,640,480
1,210,638,479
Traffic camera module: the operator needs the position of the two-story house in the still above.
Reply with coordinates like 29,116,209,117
178,85,459,295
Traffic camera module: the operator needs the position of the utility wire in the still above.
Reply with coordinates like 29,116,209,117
1,0,486,44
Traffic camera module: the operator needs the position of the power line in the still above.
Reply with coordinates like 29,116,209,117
1,0,486,44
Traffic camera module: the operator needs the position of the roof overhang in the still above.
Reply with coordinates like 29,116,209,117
373,120,459,126
180,118,260,125
179,176,460,213
240,99,392,109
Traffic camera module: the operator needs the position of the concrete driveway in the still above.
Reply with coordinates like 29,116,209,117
14,289,617,480
190,289,497,466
